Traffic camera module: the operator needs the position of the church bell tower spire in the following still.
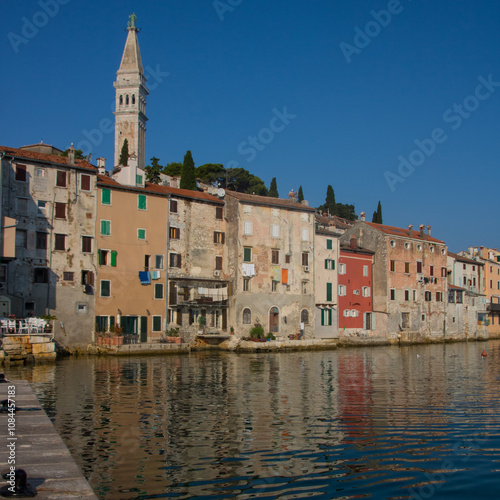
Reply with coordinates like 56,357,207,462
114,13,148,170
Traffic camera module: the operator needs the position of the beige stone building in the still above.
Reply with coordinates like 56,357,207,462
225,191,316,338
0,144,98,347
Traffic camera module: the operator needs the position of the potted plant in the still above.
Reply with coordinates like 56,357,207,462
198,315,207,334
165,327,181,344
40,314,57,333
249,323,266,342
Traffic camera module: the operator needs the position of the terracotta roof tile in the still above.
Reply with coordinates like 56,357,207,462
364,222,445,244
0,145,97,171
448,251,483,266
225,190,315,211
448,284,466,290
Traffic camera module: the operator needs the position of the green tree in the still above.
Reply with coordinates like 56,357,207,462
196,163,225,185
145,157,162,184
119,139,129,166
61,148,85,160
268,177,279,198
372,211,378,223
297,185,304,203
180,150,196,190
336,203,357,221
225,168,268,195
376,200,383,224
323,185,336,215
163,162,183,177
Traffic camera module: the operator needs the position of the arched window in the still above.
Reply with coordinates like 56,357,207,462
119,95,123,105
269,306,279,333
242,308,251,324
301,309,309,325
126,95,129,105
132,94,136,105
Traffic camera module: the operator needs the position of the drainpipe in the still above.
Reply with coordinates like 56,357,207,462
165,194,170,332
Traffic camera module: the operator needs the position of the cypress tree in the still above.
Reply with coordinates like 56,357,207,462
119,139,129,166
269,177,279,197
372,211,378,223
180,150,196,190
376,200,383,224
297,185,304,203
325,185,336,215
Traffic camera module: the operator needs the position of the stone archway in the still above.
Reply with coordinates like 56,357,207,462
269,306,279,333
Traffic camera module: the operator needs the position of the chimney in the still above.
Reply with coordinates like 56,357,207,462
288,189,297,202
350,235,357,249
360,212,365,222
68,143,75,165
427,225,431,236
97,157,106,175
408,224,413,239
419,224,425,238
301,200,309,206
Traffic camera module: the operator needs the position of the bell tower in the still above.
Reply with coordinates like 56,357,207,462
114,13,148,169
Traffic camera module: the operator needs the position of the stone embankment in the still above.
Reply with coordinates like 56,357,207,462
0,335,56,365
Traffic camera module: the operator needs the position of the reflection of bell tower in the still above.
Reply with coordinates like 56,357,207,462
114,13,148,169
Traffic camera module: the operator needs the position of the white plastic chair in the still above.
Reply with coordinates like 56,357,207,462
0,319,8,335
18,321,29,334
7,320,16,333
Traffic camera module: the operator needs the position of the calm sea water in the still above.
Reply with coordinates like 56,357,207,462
5,341,500,499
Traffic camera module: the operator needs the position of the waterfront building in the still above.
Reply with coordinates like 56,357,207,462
225,191,316,338
340,221,447,341
314,228,340,338
446,251,487,338
0,144,98,347
338,236,375,336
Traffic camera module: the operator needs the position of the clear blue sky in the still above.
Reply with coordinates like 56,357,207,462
2,0,500,251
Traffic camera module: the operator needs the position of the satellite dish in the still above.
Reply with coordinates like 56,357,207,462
217,188,225,198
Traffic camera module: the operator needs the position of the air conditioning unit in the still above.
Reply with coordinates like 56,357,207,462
303,266,310,272
213,270,221,277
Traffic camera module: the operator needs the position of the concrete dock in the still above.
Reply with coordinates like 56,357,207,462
0,380,97,498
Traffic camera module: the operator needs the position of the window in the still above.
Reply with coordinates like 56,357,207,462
302,253,309,267
390,260,396,272
325,259,335,270
301,228,309,241
17,198,28,214
430,246,435,253
243,205,252,215
56,170,67,187
463,264,467,270
422,314,426,321
417,244,422,251
338,285,346,296
138,228,146,240
242,308,251,324
430,266,434,277
436,292,442,302
144,255,151,271
362,287,371,297
35,167,45,178
448,290,455,303
405,289,410,301
100,220,111,236
390,289,395,300
100,280,110,297
285,254,291,264
55,202,66,219
271,224,280,238
63,272,74,281
215,256,223,270
81,270,94,287
326,282,333,301
321,308,333,326
16,229,27,248
404,242,410,250
463,276,467,286
243,278,251,291
214,231,225,244
34,268,48,283
37,201,47,217
81,174,91,191
390,239,396,248
15,164,27,182
272,280,279,292
302,281,308,294
155,255,164,269
271,249,280,264
54,234,65,251
170,253,182,268
170,200,178,213
405,262,410,274
338,263,346,274
101,188,111,205
170,227,180,239
82,236,93,253
441,248,446,255
244,247,252,262
244,221,253,235
425,291,432,301
327,239,333,250
132,94,136,105
154,284,164,299
215,206,223,219
136,174,143,186
413,290,417,301
401,312,410,329
441,267,447,277
456,291,463,304
301,309,309,325
152,316,162,332
36,232,47,250
363,265,369,277
138,194,147,210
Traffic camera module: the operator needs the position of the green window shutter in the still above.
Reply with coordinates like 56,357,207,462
328,309,332,325
136,174,143,186
138,194,147,210
321,309,325,326
327,239,333,250
155,283,164,299
138,229,145,240
110,316,115,330
98,250,103,265
325,259,328,269
101,220,110,236
101,189,111,205
244,248,251,262
332,259,335,270
326,282,332,302
111,250,117,267
153,316,161,331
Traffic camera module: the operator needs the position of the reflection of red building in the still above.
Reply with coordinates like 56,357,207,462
339,236,374,330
